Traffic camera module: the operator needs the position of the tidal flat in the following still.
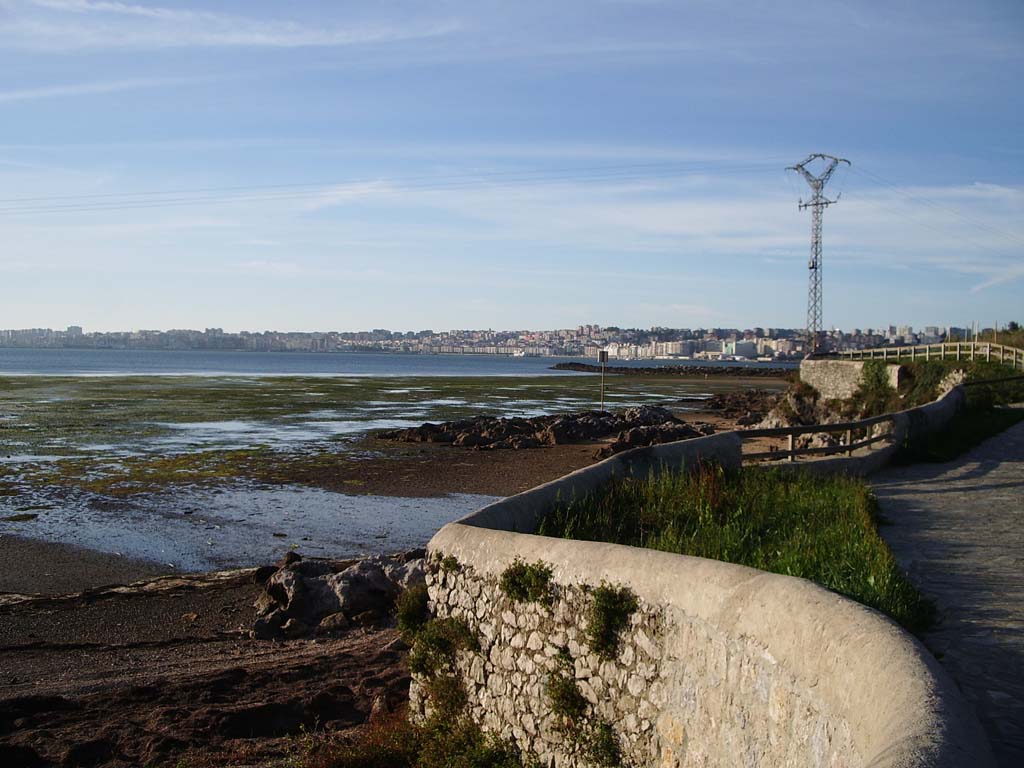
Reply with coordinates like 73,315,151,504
0,373,785,573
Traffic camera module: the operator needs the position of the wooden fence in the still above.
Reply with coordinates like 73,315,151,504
837,341,1024,370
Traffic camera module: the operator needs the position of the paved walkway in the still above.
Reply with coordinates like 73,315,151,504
872,418,1024,767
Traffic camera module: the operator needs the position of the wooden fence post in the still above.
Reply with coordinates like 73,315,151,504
788,434,795,462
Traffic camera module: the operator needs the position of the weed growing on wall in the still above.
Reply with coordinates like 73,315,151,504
546,662,623,767
409,617,480,677
585,722,623,768
440,554,462,573
499,559,554,604
546,669,588,725
586,583,639,659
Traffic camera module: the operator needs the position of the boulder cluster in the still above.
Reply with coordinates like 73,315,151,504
252,550,425,640
378,405,716,458
697,389,781,425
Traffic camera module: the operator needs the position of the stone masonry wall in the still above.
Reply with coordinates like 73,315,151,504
799,359,903,401
413,559,857,768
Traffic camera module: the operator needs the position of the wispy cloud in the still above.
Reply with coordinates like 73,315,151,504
0,75,192,102
3,0,459,51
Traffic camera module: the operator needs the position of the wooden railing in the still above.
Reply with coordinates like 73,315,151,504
738,375,1024,464
740,413,896,463
837,341,1024,370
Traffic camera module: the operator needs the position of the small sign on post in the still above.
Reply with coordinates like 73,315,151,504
599,350,608,411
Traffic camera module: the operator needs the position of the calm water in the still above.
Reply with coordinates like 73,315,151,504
0,347,794,377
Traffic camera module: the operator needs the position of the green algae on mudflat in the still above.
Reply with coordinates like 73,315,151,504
0,373,787,499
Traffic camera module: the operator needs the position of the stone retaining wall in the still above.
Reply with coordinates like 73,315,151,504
800,358,904,400
416,389,993,767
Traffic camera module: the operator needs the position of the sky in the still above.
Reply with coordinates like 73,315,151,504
0,0,1022,333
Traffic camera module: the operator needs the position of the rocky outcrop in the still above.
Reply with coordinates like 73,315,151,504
378,405,715,453
693,389,781,424
594,422,715,459
252,550,425,640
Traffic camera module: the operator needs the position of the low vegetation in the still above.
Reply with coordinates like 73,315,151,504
898,405,1024,463
842,359,1020,419
408,617,480,678
293,709,534,768
290,608,536,768
585,583,638,659
499,559,554,604
538,463,933,633
396,584,430,639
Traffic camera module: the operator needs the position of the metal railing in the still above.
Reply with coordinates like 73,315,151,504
837,341,1024,370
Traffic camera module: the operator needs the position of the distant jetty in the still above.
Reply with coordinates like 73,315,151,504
550,362,793,377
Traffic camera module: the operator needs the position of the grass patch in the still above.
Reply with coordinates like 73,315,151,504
538,463,933,634
585,584,638,659
498,559,554,604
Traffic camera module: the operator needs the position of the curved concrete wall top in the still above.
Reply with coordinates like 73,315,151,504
428,394,993,767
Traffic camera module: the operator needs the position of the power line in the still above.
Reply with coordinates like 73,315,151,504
849,166,1024,250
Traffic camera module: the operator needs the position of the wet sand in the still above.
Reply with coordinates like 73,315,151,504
0,440,603,596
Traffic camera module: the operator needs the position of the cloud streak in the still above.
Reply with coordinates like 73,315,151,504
0,75,193,102
4,1,459,51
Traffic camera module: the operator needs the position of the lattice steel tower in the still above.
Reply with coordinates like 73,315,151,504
787,153,850,354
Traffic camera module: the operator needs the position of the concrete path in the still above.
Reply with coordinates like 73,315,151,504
872,418,1024,767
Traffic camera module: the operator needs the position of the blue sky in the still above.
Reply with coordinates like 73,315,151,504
0,0,1021,332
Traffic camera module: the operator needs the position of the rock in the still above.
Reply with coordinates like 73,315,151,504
252,565,277,585
384,558,425,590
0,744,45,768
62,737,116,767
252,611,286,640
316,612,351,635
282,618,309,639
278,551,302,568
265,569,308,619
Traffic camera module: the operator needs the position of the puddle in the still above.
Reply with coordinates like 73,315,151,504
0,485,497,572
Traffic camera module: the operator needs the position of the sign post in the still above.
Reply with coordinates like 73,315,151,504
599,350,608,411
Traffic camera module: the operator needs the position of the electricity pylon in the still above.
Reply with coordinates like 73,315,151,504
787,153,850,354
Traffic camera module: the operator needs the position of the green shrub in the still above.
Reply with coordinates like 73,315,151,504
409,618,479,677
585,583,638,659
396,584,430,639
440,554,462,573
499,559,554,604
424,674,468,720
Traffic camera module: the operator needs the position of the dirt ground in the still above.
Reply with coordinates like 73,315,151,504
0,570,409,767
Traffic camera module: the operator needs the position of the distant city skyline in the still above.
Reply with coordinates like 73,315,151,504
1,1,1022,331
1,322,999,362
